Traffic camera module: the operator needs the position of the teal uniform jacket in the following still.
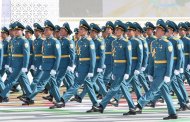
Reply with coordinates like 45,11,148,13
0,42,3,69
148,37,174,77
41,36,61,71
146,35,157,54
33,36,43,68
2,38,9,66
180,36,190,67
27,38,34,68
11,36,30,69
93,37,105,69
138,36,149,68
167,36,183,70
112,37,132,76
59,37,75,69
7,37,14,67
76,36,96,74
129,36,143,71
104,35,115,66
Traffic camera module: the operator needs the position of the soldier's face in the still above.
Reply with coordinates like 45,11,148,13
79,27,87,36
9,29,15,37
102,31,107,39
126,30,134,37
1,33,8,39
106,27,113,35
166,28,173,37
44,27,53,37
15,29,23,37
34,30,42,37
178,29,186,36
59,28,68,37
90,30,97,38
25,31,32,39
115,28,124,37
146,28,154,35
155,27,165,37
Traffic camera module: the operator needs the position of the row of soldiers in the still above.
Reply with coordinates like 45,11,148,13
1,19,190,120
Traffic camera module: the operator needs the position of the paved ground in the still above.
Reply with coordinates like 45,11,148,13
0,85,190,122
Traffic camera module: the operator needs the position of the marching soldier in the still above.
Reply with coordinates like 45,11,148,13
49,19,98,111
135,19,177,120
20,20,61,105
30,23,44,91
0,21,32,102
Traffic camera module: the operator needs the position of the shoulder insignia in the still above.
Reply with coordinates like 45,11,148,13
139,44,143,50
70,44,74,48
100,44,105,50
163,39,169,42
90,44,95,49
125,39,129,42
144,43,148,48
87,37,92,41
56,44,60,49
168,45,173,52
24,43,29,48
177,44,182,50
128,45,132,51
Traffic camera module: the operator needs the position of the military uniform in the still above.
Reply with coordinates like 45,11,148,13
77,23,107,103
30,23,44,91
136,19,177,120
93,20,136,114
0,22,32,102
103,21,115,86
49,22,75,102
49,19,98,110
20,20,61,105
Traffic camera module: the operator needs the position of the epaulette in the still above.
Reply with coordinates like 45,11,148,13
173,37,179,41
125,38,129,42
185,36,190,40
163,39,169,42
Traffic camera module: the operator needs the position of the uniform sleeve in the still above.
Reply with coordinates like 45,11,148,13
175,40,183,70
165,42,174,77
98,39,105,68
135,40,143,71
53,40,61,71
89,40,96,73
0,42,3,69
22,39,30,68
142,39,149,68
148,41,154,76
125,41,132,75
69,40,76,67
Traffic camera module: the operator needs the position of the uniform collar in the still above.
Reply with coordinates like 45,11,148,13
81,35,88,39
116,36,124,40
46,35,53,40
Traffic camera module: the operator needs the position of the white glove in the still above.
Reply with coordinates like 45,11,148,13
103,64,106,69
134,70,140,75
180,68,184,73
5,65,9,69
50,70,56,76
97,68,103,73
39,65,42,70
124,74,129,80
111,74,115,80
187,64,190,70
148,75,153,82
9,67,13,73
164,76,170,83
87,73,93,78
174,70,180,75
75,72,79,77
30,65,36,70
67,66,75,73
141,67,146,72
21,68,28,73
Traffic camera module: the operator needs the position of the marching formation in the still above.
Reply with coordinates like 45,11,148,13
1,18,190,120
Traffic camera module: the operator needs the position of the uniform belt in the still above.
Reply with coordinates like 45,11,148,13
79,58,90,61
3,54,8,57
96,56,100,59
114,60,127,63
154,60,167,64
61,55,70,58
132,57,138,60
184,53,189,56
105,52,112,54
35,54,42,57
12,54,24,57
42,55,56,58
174,57,177,60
